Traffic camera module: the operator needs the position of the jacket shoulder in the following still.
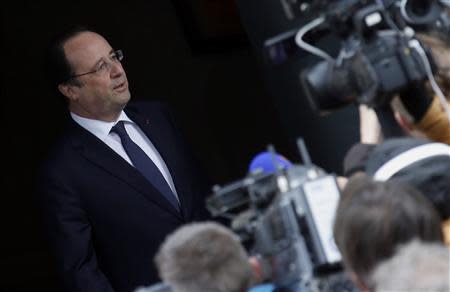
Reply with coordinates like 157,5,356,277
126,100,171,116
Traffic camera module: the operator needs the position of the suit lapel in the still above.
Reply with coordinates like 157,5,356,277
67,120,183,220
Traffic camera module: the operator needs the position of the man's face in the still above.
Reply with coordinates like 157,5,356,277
62,31,130,121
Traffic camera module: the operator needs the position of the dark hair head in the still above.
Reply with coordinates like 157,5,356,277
333,173,443,283
343,143,376,176
366,138,450,220
44,26,94,92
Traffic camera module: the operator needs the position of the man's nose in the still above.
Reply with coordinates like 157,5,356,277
110,61,124,78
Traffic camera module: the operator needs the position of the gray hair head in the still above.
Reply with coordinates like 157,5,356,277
155,222,253,292
371,240,450,292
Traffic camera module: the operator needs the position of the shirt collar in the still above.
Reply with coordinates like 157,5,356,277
70,111,135,141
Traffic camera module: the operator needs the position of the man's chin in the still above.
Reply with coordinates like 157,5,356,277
117,90,131,106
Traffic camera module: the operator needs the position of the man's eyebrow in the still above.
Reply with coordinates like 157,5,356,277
91,50,114,68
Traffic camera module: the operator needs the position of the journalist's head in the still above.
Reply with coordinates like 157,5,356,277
155,222,253,292
333,174,443,290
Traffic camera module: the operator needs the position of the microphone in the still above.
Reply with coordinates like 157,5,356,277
248,152,293,174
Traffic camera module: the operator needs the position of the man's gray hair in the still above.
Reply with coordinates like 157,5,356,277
371,240,450,292
155,222,253,292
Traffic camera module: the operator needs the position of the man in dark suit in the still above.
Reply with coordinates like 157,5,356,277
39,27,211,292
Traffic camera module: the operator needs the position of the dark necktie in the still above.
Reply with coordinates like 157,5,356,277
111,121,180,211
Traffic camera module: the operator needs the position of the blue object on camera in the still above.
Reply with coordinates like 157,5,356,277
249,152,293,174
248,283,276,292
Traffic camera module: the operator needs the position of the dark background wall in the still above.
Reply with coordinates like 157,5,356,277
1,0,358,291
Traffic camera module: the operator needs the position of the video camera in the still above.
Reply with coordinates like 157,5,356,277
206,140,357,292
264,0,450,115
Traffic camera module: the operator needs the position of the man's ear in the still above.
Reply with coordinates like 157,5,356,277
248,256,263,284
394,111,415,135
394,111,428,139
348,271,371,292
58,83,79,102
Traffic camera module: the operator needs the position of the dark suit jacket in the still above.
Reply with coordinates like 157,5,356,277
38,101,211,292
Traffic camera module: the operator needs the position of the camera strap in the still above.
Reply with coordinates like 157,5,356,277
374,143,450,181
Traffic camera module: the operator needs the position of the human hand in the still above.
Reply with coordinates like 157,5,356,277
359,104,383,144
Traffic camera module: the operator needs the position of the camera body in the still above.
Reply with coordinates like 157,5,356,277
302,27,427,112
207,156,356,291
265,0,445,114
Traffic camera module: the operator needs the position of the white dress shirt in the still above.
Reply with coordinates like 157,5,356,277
70,111,179,201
